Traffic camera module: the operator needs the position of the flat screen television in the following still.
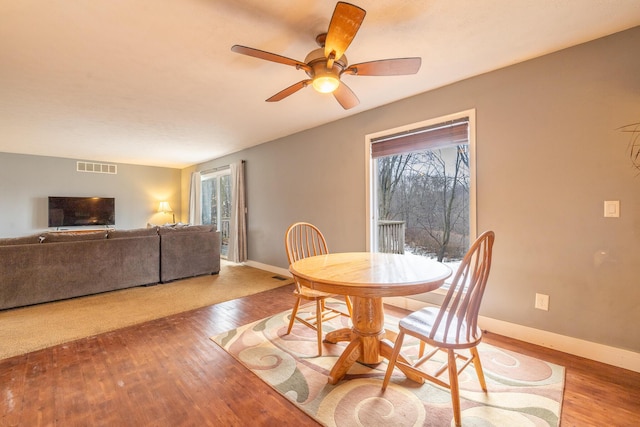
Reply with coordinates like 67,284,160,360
48,196,115,227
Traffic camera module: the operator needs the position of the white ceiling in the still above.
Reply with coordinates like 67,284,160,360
1,1,639,169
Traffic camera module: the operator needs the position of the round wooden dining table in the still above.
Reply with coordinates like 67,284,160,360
289,252,452,384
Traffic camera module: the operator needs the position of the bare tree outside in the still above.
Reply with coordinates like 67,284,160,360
376,144,470,262
377,154,413,221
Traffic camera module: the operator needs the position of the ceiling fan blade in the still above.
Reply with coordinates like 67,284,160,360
266,80,312,102
231,45,311,72
324,2,366,64
344,57,422,76
333,81,359,110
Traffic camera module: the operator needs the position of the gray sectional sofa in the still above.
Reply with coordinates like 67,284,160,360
158,226,221,283
0,225,221,310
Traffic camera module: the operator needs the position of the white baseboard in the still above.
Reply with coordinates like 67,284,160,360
476,315,640,373
382,296,640,373
243,260,292,279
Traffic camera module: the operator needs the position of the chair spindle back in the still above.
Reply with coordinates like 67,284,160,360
285,222,329,265
285,222,330,293
430,230,495,344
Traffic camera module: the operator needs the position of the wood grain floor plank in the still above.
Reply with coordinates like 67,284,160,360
1,284,639,426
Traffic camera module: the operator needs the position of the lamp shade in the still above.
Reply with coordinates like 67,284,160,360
158,201,173,213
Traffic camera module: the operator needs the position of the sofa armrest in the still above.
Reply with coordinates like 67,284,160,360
159,227,221,283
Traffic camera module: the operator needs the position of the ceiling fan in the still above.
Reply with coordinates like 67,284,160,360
231,1,421,110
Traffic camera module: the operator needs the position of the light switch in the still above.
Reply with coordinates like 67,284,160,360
604,200,620,218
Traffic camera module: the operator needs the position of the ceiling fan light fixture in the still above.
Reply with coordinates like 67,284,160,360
312,74,340,93
231,3,420,109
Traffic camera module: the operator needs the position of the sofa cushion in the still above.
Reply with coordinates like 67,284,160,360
157,224,214,235
0,234,43,246
42,231,108,243
108,227,158,239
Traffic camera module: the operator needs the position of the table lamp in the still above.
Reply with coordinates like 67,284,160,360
158,201,175,223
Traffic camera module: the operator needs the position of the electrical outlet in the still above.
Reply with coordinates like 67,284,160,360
535,293,549,311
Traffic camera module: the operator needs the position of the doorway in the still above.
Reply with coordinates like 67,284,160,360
201,169,231,257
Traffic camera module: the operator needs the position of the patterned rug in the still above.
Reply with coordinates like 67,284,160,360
211,302,565,426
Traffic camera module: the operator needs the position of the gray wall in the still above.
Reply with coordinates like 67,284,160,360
187,26,640,353
0,153,181,236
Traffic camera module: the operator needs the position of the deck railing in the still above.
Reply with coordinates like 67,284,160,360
378,220,405,254
220,218,230,257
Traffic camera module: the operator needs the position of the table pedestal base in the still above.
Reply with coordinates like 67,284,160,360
323,296,425,385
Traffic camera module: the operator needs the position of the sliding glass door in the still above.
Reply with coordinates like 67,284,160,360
201,170,231,257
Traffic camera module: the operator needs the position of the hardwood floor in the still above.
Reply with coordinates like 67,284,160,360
1,284,639,426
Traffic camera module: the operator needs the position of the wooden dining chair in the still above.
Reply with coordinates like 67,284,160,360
381,230,495,427
284,222,352,356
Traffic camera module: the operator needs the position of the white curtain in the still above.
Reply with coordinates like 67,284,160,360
188,171,202,225
228,160,247,263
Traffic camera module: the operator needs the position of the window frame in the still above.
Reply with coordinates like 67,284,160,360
364,109,477,253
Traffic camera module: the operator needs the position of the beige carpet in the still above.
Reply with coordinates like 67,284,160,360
0,260,292,360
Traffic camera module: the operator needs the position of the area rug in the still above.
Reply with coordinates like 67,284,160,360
0,261,292,360
211,302,565,427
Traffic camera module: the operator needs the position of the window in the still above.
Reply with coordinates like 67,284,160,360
201,169,231,257
366,110,476,272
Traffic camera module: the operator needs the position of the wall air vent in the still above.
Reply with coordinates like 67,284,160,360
77,161,117,174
